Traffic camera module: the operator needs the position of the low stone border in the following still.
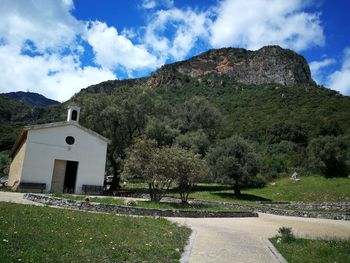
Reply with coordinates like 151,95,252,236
189,199,350,220
180,229,197,263
265,239,288,263
24,194,258,218
260,201,350,212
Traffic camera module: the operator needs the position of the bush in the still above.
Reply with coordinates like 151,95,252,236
278,227,296,244
307,135,350,177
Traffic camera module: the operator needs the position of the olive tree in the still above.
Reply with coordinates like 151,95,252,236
122,138,208,202
206,136,260,197
307,135,349,177
175,97,223,139
171,147,209,203
76,87,154,189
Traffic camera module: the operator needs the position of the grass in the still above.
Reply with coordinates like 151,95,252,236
53,175,350,212
52,193,242,211
186,176,350,203
270,237,350,263
0,202,191,263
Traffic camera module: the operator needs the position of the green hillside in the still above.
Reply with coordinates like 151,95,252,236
1,46,350,186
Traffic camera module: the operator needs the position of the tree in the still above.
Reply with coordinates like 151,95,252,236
175,129,210,157
76,86,154,188
206,136,260,197
307,135,349,177
173,148,209,203
122,138,176,201
266,122,309,146
122,138,208,202
0,151,10,177
145,117,179,146
175,97,223,139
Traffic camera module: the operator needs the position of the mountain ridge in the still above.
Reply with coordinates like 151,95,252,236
148,45,314,89
1,91,60,107
0,45,349,153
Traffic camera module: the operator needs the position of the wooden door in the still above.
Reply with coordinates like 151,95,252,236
51,160,66,192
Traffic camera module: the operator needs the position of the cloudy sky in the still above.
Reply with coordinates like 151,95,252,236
0,0,349,101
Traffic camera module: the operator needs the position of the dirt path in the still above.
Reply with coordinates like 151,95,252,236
0,191,43,206
1,192,349,263
170,214,350,263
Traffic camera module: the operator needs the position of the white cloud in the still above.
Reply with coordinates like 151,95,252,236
0,0,169,101
145,8,210,60
141,0,174,9
0,45,116,102
309,58,336,83
142,0,157,9
0,0,82,52
327,48,350,94
85,21,161,73
0,0,331,100
209,0,325,51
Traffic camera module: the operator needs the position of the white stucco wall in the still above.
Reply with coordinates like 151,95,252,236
21,125,107,194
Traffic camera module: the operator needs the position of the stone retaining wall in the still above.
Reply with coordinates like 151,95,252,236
190,200,350,221
259,201,350,212
24,194,258,218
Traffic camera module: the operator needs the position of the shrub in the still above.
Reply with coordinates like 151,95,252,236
278,227,296,244
307,135,350,177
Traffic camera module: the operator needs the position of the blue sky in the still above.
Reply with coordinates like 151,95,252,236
0,0,349,101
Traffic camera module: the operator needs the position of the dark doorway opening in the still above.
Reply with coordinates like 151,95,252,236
64,161,78,193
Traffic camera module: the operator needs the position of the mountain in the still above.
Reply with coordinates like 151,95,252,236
76,45,350,141
148,45,314,88
1,45,350,154
1,91,60,107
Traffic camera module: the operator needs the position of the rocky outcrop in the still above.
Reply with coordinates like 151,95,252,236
149,45,314,87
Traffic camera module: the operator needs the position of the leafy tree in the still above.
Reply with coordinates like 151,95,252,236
206,136,260,197
172,147,209,203
145,118,179,146
266,122,309,146
175,97,223,139
317,119,344,137
262,141,306,176
0,151,10,177
122,138,175,201
175,129,210,157
122,138,208,202
307,135,350,177
77,87,154,188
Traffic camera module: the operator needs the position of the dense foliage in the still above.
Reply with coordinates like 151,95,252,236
206,136,260,196
1,70,350,195
122,138,209,202
307,135,350,177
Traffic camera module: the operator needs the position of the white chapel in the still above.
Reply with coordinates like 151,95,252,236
8,106,109,194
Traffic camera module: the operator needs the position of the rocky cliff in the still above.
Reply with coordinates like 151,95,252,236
149,45,314,87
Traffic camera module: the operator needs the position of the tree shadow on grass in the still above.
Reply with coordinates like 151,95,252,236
213,192,272,202
191,185,232,192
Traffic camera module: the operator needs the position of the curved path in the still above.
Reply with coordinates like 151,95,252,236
1,192,349,263
0,191,43,206
170,214,350,263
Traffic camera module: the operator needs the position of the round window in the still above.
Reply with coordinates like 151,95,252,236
65,136,75,145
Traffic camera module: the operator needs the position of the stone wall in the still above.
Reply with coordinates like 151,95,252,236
190,200,350,221
24,194,258,218
259,201,350,212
